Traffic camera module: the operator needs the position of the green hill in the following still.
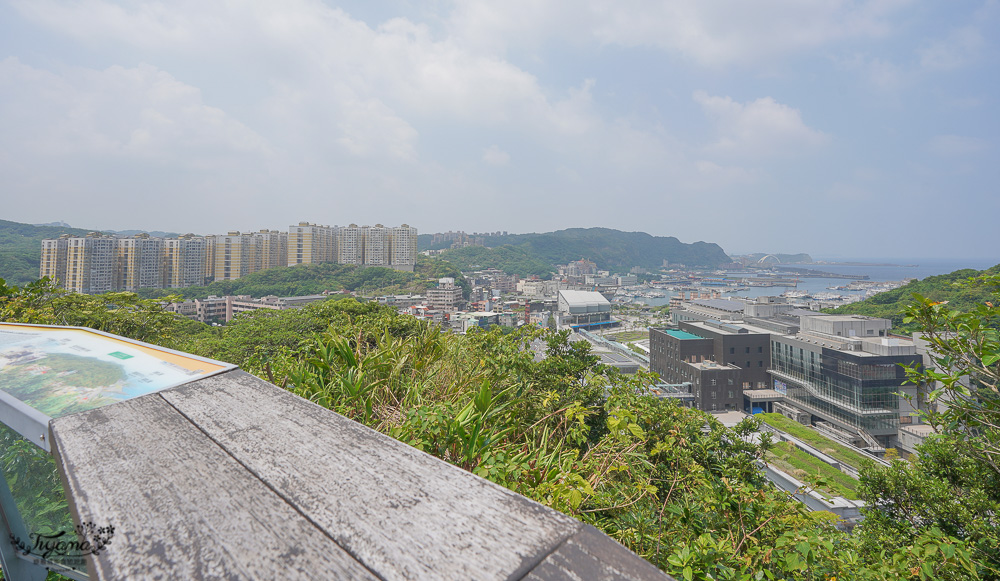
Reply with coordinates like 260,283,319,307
0,220,95,285
433,245,556,278
825,263,1000,330
136,255,468,301
427,227,730,275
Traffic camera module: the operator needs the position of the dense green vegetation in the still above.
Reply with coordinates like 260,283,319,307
825,263,1000,330
765,441,859,500
435,245,556,277
606,330,649,343
861,276,1000,576
759,413,876,471
0,219,94,286
433,227,731,274
2,274,997,579
135,255,469,301
137,263,418,300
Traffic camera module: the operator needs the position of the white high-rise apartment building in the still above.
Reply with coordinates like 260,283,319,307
258,230,289,271
388,224,417,271
362,225,389,267
337,224,363,265
287,222,417,271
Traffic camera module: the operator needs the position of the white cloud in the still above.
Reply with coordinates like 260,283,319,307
0,58,269,162
926,135,989,157
693,91,828,158
11,0,600,148
447,0,910,66
482,145,510,166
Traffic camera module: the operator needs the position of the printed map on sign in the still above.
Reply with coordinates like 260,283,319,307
0,324,231,418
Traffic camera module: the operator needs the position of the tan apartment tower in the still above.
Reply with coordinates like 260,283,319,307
288,223,335,265
204,235,218,282
213,232,260,282
163,235,207,288
64,233,117,294
116,234,164,292
39,235,71,284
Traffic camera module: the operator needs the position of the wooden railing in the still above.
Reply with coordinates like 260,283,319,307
48,369,672,580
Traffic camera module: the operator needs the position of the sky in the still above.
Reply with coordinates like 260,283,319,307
0,0,997,261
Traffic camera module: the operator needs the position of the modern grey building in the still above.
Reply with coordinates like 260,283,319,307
656,294,926,449
557,290,614,330
769,315,922,448
649,328,740,411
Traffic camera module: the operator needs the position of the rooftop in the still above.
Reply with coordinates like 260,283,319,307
710,410,750,428
744,389,784,400
558,290,611,307
665,329,705,340
691,299,745,313
900,423,937,436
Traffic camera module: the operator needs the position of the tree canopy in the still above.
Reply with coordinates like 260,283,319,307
825,263,1000,330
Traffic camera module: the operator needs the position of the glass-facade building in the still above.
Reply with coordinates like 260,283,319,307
770,335,921,439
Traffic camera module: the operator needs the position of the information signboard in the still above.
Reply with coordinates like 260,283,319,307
0,323,235,451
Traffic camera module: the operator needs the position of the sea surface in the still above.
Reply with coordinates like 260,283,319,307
634,258,999,306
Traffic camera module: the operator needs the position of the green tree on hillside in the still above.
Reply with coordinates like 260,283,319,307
826,264,1000,330
856,274,1000,578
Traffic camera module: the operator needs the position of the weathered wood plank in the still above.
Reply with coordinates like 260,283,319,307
524,524,674,581
160,370,582,581
49,394,380,581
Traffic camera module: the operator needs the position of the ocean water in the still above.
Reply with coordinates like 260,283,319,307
634,258,999,306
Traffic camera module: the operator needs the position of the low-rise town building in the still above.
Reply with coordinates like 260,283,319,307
426,278,465,313
166,294,330,324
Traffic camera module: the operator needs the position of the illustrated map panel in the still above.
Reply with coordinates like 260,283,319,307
0,324,230,418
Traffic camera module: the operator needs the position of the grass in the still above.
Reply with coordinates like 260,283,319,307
765,442,859,500
758,413,875,471
607,330,649,343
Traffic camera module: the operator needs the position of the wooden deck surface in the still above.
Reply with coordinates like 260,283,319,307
49,370,672,580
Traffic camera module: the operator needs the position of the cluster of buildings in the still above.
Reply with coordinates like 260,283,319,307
649,296,927,453
166,294,334,324
558,259,639,289
379,265,619,334
39,223,417,293
429,230,508,249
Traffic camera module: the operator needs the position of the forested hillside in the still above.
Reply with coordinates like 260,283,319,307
433,245,556,278
137,255,468,300
826,263,1000,330
430,227,731,275
0,220,93,285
